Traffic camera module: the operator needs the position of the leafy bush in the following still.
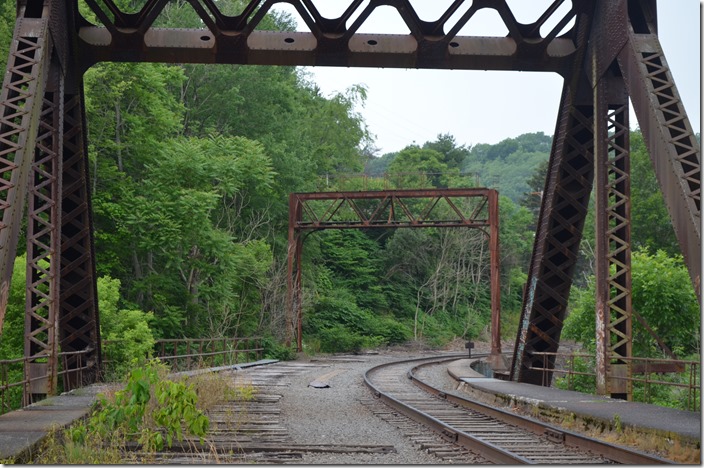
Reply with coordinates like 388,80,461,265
72,360,209,452
565,249,699,356
362,315,412,344
411,311,454,346
261,336,296,360
98,276,155,379
306,287,411,352
553,355,597,394
316,325,384,353
0,255,28,411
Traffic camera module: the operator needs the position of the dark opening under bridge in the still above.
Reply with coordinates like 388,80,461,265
0,0,699,406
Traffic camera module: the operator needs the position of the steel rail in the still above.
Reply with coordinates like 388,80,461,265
408,357,674,465
364,353,532,464
366,354,674,464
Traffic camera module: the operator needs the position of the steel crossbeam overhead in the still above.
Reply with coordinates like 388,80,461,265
75,0,586,74
0,0,698,403
290,189,494,230
287,189,502,360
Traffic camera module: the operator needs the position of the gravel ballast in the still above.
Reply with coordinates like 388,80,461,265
269,348,487,464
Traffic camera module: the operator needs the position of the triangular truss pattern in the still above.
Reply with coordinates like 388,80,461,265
293,190,491,230
76,0,586,72
0,0,698,405
287,189,501,353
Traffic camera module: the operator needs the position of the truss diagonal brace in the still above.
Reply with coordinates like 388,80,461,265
510,79,595,384
0,14,53,329
617,23,701,299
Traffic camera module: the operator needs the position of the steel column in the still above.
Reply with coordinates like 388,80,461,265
509,2,597,385
0,6,52,328
23,56,63,403
286,193,303,350
488,189,501,358
593,71,632,399
286,195,296,348
294,235,303,352
59,84,101,390
510,80,596,384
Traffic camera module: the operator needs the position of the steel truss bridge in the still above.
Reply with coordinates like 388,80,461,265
0,0,699,404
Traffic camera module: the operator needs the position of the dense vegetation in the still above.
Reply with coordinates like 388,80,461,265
0,2,699,411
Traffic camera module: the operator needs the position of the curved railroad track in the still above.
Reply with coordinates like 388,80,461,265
364,354,673,464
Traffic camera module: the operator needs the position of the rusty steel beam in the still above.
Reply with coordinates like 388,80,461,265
510,2,596,385
585,0,634,401
23,57,64,404
15,1,101,398
291,189,493,231
593,72,632,400
59,84,101,390
511,85,596,385
616,2,700,298
0,6,53,329
75,0,581,74
287,189,500,356
285,194,300,349
488,190,501,359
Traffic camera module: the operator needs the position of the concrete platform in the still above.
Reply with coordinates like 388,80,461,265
0,359,278,462
447,358,701,445
0,383,114,462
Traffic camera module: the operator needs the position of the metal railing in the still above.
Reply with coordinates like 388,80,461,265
102,336,264,374
0,348,95,414
530,351,701,411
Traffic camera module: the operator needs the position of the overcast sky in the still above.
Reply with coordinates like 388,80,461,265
275,1,701,156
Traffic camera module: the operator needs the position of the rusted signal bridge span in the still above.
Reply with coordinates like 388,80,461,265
0,0,699,405
286,189,501,360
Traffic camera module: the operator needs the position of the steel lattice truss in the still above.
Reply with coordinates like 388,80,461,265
287,189,501,354
0,0,699,402
290,189,495,230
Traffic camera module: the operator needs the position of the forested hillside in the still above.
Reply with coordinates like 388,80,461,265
0,2,698,395
365,132,552,203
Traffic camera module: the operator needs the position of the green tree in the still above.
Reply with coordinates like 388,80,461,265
317,230,385,310
119,135,275,338
462,132,551,202
422,133,471,169
388,145,454,188
85,62,185,180
520,158,549,227
0,1,14,73
365,151,398,176
564,249,699,356
630,131,679,255
98,276,155,378
0,254,27,360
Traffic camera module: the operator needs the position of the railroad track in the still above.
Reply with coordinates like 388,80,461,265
132,360,398,464
364,354,673,464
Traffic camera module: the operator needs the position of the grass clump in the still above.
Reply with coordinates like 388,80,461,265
21,359,258,464
30,359,252,463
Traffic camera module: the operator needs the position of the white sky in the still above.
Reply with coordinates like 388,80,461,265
275,1,701,156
